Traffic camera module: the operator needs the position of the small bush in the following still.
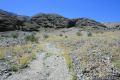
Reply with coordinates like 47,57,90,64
25,34,37,42
112,59,120,70
76,32,82,36
10,63,19,72
59,34,63,37
1,34,9,38
44,53,53,59
72,74,77,80
87,32,92,37
11,32,19,38
18,54,31,68
65,36,68,38
43,34,49,38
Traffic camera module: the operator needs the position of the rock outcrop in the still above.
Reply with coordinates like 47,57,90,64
74,18,107,29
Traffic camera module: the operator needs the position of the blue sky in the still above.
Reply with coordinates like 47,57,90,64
0,0,119,22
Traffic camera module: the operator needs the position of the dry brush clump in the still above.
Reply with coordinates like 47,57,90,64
0,43,38,71
25,34,38,42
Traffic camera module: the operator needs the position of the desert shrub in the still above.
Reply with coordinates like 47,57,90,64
10,54,32,71
65,36,68,38
44,53,53,59
112,25,120,30
0,43,38,72
59,34,63,37
10,63,19,71
72,74,77,80
111,46,119,54
87,32,92,37
112,58,120,70
43,34,49,38
25,34,37,42
18,54,31,68
76,32,82,36
0,36,2,40
1,34,9,38
11,32,19,38
23,22,39,31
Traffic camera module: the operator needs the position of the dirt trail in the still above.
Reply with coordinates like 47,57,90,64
5,42,71,80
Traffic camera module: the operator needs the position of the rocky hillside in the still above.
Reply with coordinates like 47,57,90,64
0,9,28,31
103,22,120,29
0,9,107,31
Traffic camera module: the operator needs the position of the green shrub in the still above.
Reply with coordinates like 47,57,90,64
72,74,77,80
112,59,120,70
11,32,19,38
87,32,92,37
44,53,53,59
76,32,82,36
10,63,19,72
59,34,63,37
25,34,37,42
65,36,68,38
112,25,120,30
43,34,49,38
1,34,9,38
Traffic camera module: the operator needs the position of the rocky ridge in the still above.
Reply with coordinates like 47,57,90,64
0,9,107,31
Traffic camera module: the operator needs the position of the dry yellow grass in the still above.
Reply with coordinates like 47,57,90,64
38,31,120,79
0,30,119,79
18,54,31,67
0,42,39,70
0,47,5,59
63,47,72,69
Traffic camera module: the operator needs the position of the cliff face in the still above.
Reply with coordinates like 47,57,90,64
0,9,107,31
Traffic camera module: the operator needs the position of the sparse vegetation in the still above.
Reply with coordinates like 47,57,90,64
72,74,77,80
76,32,82,36
25,34,37,42
65,36,68,38
87,32,92,37
43,34,49,38
11,32,19,38
0,30,120,80
0,43,38,72
44,52,53,59
18,54,31,68
112,58,120,70
59,34,63,37
63,46,72,70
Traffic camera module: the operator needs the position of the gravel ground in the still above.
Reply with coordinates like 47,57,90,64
4,42,71,80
